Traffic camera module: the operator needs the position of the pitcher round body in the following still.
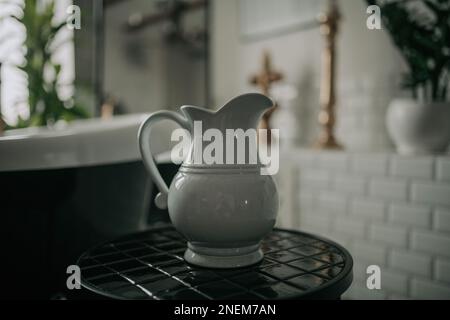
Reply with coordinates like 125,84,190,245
169,165,278,267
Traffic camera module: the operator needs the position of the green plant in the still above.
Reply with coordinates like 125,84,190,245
367,0,450,102
0,0,89,128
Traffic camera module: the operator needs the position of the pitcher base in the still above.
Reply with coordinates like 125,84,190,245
184,243,263,268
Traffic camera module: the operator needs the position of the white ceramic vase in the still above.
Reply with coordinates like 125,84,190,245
386,98,450,154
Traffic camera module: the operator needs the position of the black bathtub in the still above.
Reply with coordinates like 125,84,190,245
0,115,178,298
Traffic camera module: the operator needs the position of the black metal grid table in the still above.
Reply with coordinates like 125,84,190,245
78,225,353,300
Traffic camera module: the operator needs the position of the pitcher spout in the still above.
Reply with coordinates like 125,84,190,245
216,93,274,130
180,105,214,124
180,93,274,131
220,93,274,118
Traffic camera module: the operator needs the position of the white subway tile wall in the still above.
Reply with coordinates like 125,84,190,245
435,258,450,283
334,79,398,152
389,250,432,277
380,270,409,296
276,149,450,299
434,207,450,232
436,157,450,182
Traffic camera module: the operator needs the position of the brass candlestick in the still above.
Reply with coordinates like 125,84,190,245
250,51,283,144
313,0,342,149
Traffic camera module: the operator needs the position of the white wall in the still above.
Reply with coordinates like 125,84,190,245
210,0,408,151
103,0,207,114
277,149,450,299
210,0,450,300
103,0,207,153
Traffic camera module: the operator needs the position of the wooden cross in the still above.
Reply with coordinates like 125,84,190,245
250,51,283,96
250,51,283,143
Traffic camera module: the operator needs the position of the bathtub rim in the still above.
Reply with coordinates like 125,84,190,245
0,113,154,172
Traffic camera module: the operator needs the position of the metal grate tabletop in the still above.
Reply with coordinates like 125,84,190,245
78,226,353,300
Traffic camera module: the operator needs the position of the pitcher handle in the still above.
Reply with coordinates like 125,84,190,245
138,110,190,209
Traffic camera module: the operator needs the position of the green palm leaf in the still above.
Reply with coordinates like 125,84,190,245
1,0,89,129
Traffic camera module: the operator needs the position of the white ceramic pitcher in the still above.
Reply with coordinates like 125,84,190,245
138,93,279,268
